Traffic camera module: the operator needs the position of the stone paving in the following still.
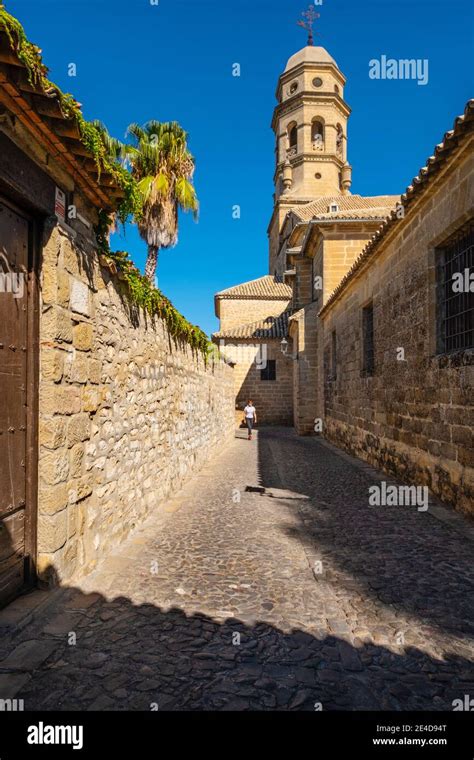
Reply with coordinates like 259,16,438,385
0,427,473,711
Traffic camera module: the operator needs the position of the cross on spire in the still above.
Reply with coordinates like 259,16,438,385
297,5,320,47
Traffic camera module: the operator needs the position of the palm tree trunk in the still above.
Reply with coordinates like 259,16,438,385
144,245,159,284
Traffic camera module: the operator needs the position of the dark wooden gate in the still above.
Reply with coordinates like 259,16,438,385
0,197,38,607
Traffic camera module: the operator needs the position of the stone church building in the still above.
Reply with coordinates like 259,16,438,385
213,42,473,516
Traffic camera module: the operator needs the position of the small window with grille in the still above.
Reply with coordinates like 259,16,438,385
437,224,474,354
261,359,276,381
362,303,375,375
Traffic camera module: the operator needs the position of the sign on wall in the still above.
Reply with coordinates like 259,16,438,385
54,187,66,222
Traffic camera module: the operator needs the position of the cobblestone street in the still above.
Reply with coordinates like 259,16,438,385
1,428,473,711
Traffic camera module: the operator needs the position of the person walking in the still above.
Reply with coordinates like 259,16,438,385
243,400,257,440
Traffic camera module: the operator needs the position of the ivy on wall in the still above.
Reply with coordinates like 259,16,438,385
96,212,212,357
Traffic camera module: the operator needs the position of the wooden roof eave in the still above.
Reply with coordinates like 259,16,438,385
0,50,121,212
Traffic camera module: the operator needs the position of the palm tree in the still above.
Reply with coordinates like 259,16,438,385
124,121,199,283
91,120,124,162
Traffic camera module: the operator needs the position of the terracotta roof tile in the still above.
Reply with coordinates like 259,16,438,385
213,311,290,340
292,194,400,222
215,275,292,300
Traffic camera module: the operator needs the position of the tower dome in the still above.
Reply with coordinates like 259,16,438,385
284,46,339,73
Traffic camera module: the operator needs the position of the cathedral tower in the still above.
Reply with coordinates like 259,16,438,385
268,38,353,273
273,45,352,199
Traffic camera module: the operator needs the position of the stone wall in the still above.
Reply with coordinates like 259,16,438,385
218,339,293,426
289,303,320,435
320,139,474,517
217,297,291,331
288,225,381,435
38,218,235,584
321,227,383,301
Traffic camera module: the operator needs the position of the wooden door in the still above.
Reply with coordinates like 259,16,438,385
0,198,36,607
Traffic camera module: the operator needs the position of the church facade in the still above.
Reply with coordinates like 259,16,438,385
213,42,473,516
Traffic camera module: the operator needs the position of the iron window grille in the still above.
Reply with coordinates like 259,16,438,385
438,225,474,354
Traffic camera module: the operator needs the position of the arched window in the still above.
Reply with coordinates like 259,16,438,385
311,119,324,151
287,123,298,156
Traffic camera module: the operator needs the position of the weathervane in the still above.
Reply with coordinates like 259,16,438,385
297,5,320,47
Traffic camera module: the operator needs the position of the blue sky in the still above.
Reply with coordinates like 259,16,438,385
7,0,473,335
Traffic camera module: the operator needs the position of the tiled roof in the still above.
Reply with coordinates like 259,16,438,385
215,275,292,300
319,100,474,317
213,311,290,340
292,194,400,222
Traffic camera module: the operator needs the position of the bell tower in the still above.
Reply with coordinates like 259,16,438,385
272,43,352,201
268,9,353,274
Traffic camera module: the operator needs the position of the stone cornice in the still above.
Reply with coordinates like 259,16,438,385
273,153,345,184
272,94,351,130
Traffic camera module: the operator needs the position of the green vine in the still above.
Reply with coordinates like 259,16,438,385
0,5,47,85
96,212,213,359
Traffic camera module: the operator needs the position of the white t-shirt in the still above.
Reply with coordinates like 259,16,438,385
244,405,256,419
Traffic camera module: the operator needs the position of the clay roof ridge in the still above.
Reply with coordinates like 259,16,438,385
215,274,292,300
291,194,401,222
213,311,290,340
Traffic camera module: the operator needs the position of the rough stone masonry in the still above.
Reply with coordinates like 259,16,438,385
38,216,234,585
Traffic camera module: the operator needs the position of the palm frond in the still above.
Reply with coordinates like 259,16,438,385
136,175,154,202
91,119,125,162
176,177,199,218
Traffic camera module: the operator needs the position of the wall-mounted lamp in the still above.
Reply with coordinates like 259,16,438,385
280,337,297,360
